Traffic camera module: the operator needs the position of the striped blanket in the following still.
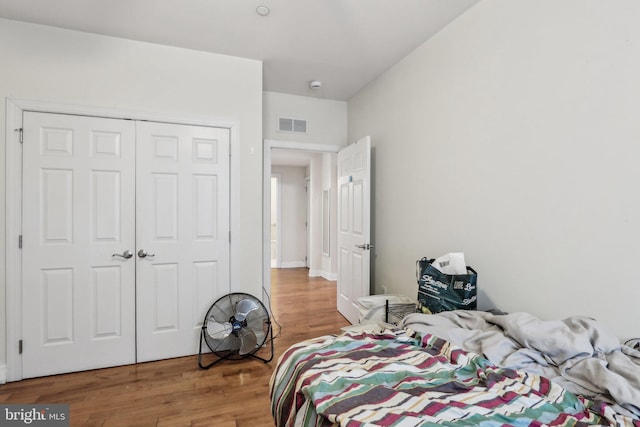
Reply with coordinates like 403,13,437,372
270,331,640,427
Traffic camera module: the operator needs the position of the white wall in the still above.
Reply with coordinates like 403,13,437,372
348,0,640,339
0,20,262,376
321,153,338,279
272,166,307,268
264,91,347,146
308,154,324,276
306,154,339,281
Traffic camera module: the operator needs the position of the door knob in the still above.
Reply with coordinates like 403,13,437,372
355,244,373,250
137,249,155,258
112,250,133,259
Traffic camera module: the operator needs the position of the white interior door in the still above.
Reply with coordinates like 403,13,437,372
22,112,136,378
135,121,230,362
336,137,371,324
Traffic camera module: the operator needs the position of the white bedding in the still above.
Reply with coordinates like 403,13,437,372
402,310,640,419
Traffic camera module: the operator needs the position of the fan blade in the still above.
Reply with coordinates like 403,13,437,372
234,299,259,322
238,328,258,355
215,334,241,352
206,320,232,340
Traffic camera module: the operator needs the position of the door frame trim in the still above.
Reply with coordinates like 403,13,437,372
5,98,239,382
270,173,282,269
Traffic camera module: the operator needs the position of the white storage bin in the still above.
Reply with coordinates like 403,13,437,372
356,294,415,324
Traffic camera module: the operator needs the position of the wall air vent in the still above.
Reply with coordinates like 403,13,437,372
278,117,308,134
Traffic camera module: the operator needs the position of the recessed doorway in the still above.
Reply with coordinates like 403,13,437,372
262,140,341,301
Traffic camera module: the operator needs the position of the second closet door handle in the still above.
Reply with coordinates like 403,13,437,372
137,249,155,258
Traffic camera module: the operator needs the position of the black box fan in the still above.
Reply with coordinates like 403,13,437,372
198,292,274,369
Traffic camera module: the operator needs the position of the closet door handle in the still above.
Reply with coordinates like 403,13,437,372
112,250,133,259
137,249,155,258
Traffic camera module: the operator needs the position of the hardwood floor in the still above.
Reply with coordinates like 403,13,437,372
0,268,350,426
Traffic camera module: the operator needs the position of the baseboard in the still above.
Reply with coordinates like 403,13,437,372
308,270,337,281
0,364,7,384
324,272,337,281
280,261,306,269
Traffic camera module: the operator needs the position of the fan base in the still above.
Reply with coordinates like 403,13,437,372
197,322,274,369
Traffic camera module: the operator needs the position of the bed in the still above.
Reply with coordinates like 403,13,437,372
269,310,640,427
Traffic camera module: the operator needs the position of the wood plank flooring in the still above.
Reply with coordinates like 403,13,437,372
0,268,350,426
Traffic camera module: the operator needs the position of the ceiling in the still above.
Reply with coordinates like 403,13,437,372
0,0,479,101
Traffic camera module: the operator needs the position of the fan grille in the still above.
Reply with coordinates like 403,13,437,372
202,292,270,360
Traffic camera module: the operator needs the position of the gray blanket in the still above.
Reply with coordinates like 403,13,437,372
402,310,640,419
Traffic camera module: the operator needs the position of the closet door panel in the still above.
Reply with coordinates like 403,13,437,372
22,112,136,378
135,121,230,362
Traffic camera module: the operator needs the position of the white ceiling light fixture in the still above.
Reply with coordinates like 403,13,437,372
256,5,270,17
309,80,322,89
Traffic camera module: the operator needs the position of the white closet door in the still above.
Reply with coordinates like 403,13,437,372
135,121,230,362
22,112,136,378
